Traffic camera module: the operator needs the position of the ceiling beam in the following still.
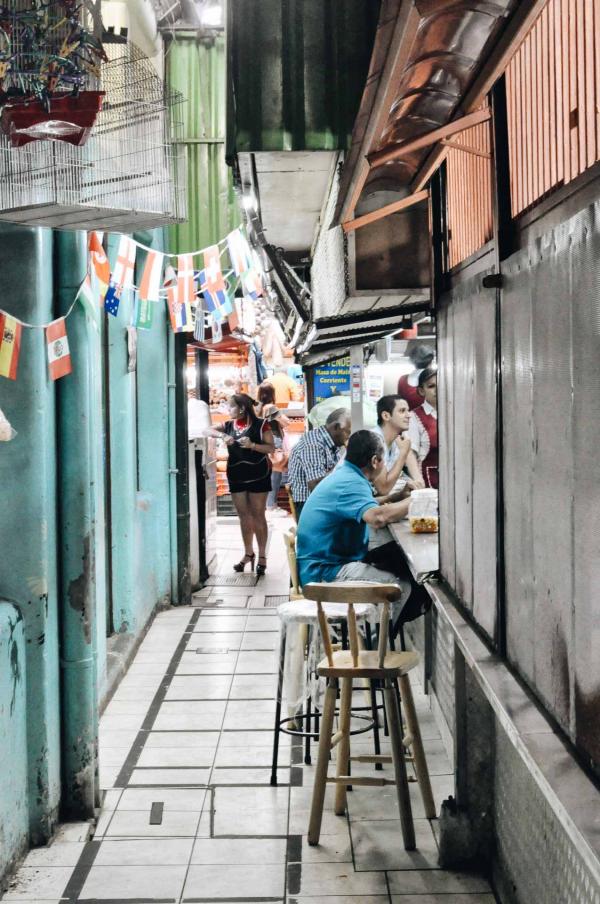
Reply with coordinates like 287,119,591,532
367,109,491,169
440,138,492,159
337,0,422,225
342,188,428,232
412,0,548,190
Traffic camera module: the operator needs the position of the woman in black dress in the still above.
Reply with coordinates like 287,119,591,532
212,393,275,575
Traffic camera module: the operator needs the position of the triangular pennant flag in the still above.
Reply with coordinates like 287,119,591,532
133,296,154,330
203,245,225,293
226,227,252,277
113,235,136,290
0,313,22,380
139,250,164,302
177,254,195,305
46,317,72,381
242,267,263,300
104,280,122,317
88,231,110,295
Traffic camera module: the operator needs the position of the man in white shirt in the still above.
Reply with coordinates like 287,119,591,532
371,395,424,498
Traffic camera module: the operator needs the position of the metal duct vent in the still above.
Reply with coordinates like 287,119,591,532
0,42,187,231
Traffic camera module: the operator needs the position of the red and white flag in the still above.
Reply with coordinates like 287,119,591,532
139,250,164,302
177,254,195,305
113,236,136,290
203,245,225,293
88,231,110,294
46,317,72,381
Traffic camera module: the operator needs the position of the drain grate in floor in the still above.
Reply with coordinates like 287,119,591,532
264,595,289,607
204,574,258,587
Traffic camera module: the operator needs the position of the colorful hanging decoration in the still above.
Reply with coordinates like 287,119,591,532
0,312,21,380
113,236,136,290
242,268,264,300
132,296,153,331
226,227,252,277
104,280,122,317
89,232,110,296
46,317,72,381
177,253,195,305
139,251,164,303
0,1,108,148
203,245,225,293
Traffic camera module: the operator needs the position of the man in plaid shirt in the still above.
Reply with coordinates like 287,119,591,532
288,408,351,519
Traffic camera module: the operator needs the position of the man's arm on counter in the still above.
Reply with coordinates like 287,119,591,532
363,497,411,528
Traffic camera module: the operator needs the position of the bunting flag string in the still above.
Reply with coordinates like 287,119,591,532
0,223,263,383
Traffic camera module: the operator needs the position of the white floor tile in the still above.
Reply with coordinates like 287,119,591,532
80,863,187,899
183,863,285,899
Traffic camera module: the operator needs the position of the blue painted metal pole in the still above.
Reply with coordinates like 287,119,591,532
55,229,100,817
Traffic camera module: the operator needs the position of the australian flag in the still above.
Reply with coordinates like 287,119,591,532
104,280,122,317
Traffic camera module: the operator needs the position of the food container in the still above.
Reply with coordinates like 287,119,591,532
408,488,439,533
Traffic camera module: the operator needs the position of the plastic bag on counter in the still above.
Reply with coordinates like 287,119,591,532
0,407,16,441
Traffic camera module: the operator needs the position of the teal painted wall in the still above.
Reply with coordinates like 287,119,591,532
0,603,28,879
106,231,172,637
0,225,61,867
0,222,176,882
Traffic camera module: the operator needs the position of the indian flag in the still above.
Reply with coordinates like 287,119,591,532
0,313,22,380
46,317,72,381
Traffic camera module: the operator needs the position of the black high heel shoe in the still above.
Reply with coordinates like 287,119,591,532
256,556,267,577
233,553,255,573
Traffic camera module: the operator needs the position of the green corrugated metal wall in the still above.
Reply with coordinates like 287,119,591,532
227,0,380,155
166,34,239,254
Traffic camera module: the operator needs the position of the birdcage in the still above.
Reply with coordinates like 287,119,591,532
0,36,187,230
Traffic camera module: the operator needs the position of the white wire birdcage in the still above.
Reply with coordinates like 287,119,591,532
0,23,187,231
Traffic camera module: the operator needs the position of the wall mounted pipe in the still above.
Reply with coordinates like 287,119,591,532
55,230,100,818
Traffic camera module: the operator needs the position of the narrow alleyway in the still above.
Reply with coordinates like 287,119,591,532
3,518,495,903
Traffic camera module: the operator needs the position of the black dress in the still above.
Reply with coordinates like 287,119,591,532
222,417,272,494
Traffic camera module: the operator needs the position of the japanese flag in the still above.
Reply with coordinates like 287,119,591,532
46,317,72,381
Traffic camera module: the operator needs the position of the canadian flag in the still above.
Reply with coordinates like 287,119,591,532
46,317,72,381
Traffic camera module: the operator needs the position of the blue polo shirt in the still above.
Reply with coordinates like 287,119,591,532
297,461,379,586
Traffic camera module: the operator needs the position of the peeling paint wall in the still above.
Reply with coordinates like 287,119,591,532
0,603,27,881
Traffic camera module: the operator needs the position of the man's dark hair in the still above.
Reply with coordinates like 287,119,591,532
418,365,437,388
376,394,404,426
346,430,384,470
325,407,350,427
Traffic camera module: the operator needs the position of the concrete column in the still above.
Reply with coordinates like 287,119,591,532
55,230,100,817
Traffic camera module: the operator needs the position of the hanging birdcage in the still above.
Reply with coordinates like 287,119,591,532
0,4,187,230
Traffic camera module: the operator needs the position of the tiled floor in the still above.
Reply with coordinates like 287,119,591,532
2,516,496,903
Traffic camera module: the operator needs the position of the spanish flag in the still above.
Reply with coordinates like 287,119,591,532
0,313,22,380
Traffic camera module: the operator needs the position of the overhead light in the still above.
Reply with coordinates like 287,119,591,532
242,192,257,213
198,1,223,27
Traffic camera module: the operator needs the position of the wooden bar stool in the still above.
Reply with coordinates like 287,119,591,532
302,580,435,850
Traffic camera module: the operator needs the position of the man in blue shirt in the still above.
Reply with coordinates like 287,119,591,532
296,430,411,603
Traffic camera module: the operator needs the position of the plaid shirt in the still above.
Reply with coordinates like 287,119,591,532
288,425,341,503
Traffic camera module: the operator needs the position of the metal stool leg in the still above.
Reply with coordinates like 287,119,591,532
364,623,383,770
270,624,287,786
304,694,312,765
